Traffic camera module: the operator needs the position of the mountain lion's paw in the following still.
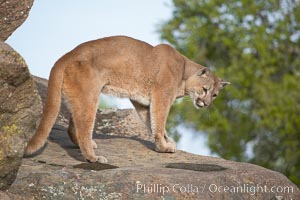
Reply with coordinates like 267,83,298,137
155,138,176,153
165,140,176,153
87,155,108,163
96,155,108,163
24,145,35,155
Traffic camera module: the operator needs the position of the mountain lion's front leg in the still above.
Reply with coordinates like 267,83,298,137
150,88,176,153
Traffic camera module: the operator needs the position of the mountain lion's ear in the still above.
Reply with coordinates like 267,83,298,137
221,80,231,88
197,68,209,76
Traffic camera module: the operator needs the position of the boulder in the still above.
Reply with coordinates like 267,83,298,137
6,77,300,199
0,0,34,41
0,42,42,190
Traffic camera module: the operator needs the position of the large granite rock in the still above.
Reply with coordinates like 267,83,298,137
0,42,42,190
7,126,300,199
5,77,300,199
0,0,34,41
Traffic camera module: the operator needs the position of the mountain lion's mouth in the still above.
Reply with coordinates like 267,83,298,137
194,99,208,109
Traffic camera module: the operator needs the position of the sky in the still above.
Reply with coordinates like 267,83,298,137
7,0,173,78
6,0,212,157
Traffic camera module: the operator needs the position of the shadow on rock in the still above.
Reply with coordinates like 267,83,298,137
166,163,227,172
73,162,118,171
47,124,156,162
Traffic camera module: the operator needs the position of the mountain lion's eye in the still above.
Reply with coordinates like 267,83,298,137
213,94,218,97
203,87,208,93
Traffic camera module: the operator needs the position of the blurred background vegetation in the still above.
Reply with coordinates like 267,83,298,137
160,0,300,185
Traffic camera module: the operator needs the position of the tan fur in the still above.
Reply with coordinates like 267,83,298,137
25,36,229,163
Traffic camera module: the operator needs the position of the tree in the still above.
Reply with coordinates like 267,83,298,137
160,0,300,185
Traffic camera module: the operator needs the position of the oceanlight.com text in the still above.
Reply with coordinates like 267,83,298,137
135,182,294,196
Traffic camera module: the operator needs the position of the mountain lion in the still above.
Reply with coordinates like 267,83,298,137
25,36,230,163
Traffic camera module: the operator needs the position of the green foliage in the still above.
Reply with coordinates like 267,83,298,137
160,0,300,185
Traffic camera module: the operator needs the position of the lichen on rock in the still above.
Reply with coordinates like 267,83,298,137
0,42,42,190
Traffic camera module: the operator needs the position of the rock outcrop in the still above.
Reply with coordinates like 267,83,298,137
7,123,300,199
0,42,42,190
0,0,37,191
3,77,299,199
0,0,34,41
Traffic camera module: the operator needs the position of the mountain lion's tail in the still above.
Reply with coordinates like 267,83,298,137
25,60,65,155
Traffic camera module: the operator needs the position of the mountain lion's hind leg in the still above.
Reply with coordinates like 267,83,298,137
63,63,107,163
67,93,106,163
68,117,97,149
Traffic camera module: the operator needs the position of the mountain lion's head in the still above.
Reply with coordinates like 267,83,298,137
186,68,230,109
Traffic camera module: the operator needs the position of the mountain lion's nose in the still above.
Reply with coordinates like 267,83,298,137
196,100,205,107
196,99,209,107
